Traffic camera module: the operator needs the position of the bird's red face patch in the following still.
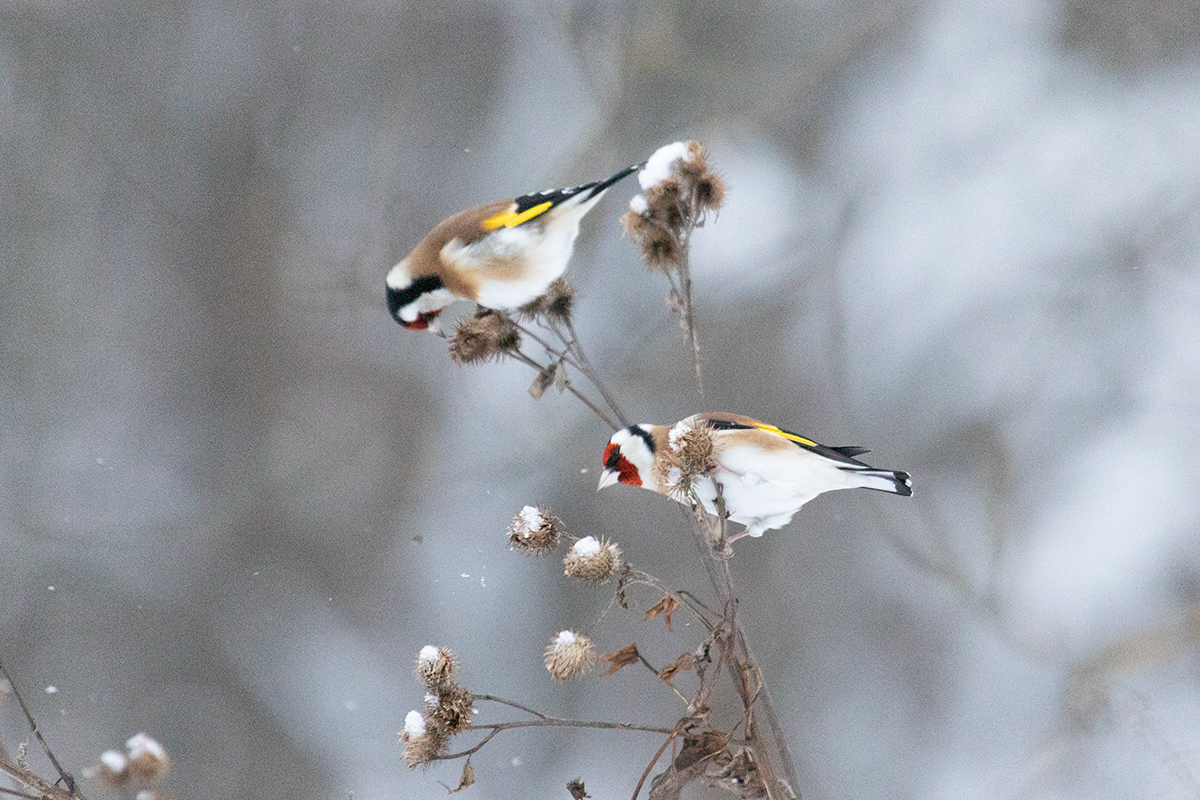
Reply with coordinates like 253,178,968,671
602,443,642,486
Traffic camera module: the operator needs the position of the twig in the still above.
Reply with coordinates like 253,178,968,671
469,694,549,720
561,316,630,427
0,664,84,799
428,718,678,763
507,349,620,430
630,733,678,800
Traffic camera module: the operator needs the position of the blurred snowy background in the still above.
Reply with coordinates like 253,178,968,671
3,0,1200,797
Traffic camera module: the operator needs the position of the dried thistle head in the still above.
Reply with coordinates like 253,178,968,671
643,177,687,229
678,140,725,215
621,205,679,272
519,277,575,323
542,277,575,323
124,733,169,783
625,142,725,267
563,536,622,585
415,645,459,691
90,750,130,788
425,681,473,736
449,308,521,365
544,630,596,681
658,418,720,500
506,505,564,556
401,709,448,769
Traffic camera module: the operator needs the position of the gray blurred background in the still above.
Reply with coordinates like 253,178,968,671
3,0,1200,798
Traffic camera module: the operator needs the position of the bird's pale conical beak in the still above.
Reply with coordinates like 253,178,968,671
597,469,620,491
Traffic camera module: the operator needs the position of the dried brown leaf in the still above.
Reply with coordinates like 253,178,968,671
645,596,679,631
528,366,555,399
599,643,640,676
658,652,696,684
439,758,476,793
566,777,590,799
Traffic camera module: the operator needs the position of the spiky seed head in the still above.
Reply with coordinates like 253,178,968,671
425,681,473,735
449,309,521,365
507,505,564,556
415,645,459,691
91,750,129,788
659,418,720,500
563,536,622,585
125,733,169,782
544,630,596,681
401,709,448,769
542,276,575,323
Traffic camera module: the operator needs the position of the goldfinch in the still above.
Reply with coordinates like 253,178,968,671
598,412,912,540
387,163,643,330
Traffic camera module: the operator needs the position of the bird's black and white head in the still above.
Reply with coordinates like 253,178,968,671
386,259,457,331
598,425,657,491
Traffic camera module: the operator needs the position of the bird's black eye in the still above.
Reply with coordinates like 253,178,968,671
603,443,621,469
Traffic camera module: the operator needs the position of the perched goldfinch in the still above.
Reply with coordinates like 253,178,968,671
387,163,643,330
598,412,912,540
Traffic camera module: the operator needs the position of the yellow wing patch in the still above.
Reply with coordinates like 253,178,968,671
482,201,553,230
753,423,817,448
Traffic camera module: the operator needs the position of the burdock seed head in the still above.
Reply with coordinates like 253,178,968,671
506,505,565,556
449,308,521,365
425,681,473,736
659,417,720,500
519,277,576,323
563,536,622,585
401,709,447,769
414,645,459,691
544,630,596,681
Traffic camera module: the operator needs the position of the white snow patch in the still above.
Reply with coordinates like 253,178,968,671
100,750,127,773
517,505,544,534
668,420,694,451
554,630,577,648
629,194,648,214
418,645,440,665
572,536,601,557
404,710,426,737
126,733,165,760
638,141,691,190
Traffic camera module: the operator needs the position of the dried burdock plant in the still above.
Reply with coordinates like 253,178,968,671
403,645,476,769
396,143,802,799
563,536,622,585
85,731,171,795
622,140,725,266
125,733,170,783
621,140,725,395
506,505,565,556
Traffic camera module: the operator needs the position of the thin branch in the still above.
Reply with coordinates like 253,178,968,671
0,664,84,800
469,694,549,720
561,316,630,427
507,349,620,430
0,786,44,800
631,733,678,800
428,718,678,763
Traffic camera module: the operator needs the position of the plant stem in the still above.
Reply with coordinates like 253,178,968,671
429,718,678,762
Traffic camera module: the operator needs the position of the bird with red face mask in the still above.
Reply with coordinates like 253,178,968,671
386,162,643,331
598,412,912,542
